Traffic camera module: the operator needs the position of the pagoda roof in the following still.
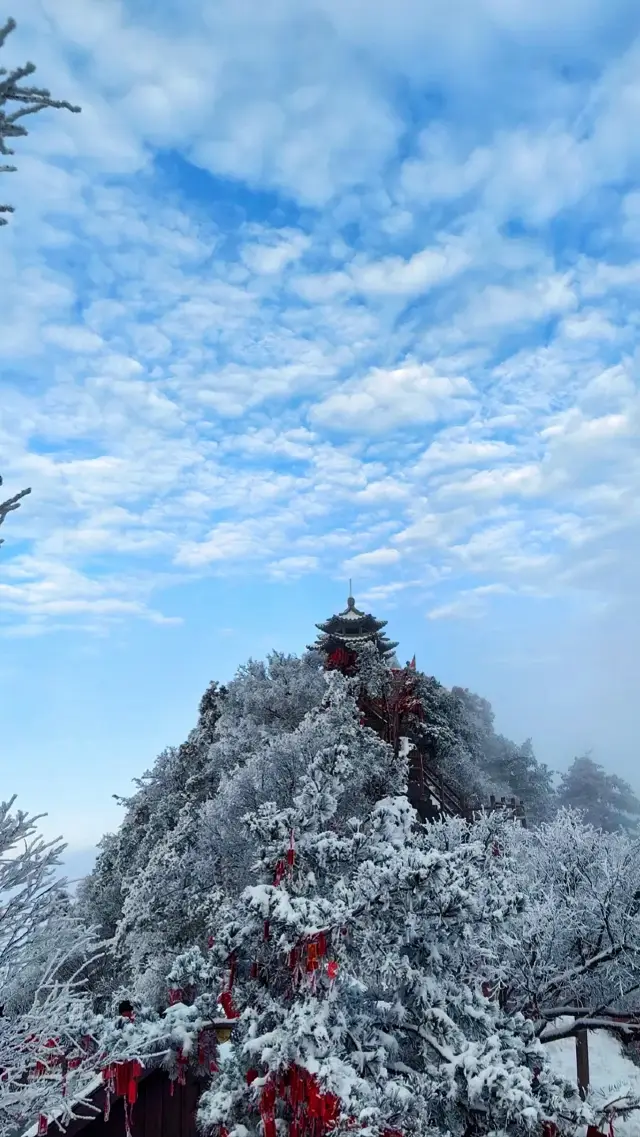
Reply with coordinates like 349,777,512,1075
309,595,399,656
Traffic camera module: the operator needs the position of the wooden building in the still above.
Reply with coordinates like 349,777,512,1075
29,1066,205,1137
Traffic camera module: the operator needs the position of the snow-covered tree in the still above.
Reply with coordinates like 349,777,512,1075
111,663,397,1008
0,799,107,1134
1,17,80,225
79,657,327,971
161,674,583,1137
558,755,640,833
492,809,640,1043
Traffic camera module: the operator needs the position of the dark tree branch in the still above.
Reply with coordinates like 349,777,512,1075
0,478,31,546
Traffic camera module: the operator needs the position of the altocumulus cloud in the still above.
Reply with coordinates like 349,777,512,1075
0,0,639,642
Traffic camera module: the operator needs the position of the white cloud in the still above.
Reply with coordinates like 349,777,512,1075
463,272,577,332
41,325,105,353
415,438,516,472
268,555,319,580
342,547,401,573
351,238,471,296
311,362,474,433
427,582,511,621
241,230,311,275
438,464,544,500
1,0,639,648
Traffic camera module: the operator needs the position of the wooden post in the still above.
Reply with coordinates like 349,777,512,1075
576,1029,590,1099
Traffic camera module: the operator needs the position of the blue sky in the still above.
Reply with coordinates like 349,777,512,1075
1,0,640,864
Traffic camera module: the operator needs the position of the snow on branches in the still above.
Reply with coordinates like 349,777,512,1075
0,799,105,1133
0,17,80,225
497,809,640,1043
0,475,30,547
186,674,583,1137
72,657,640,1137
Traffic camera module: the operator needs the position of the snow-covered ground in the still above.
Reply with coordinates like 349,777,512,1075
547,1027,640,1137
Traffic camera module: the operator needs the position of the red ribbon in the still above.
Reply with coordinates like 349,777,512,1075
176,1049,188,1087
219,990,238,1019
256,1064,342,1137
101,1060,143,1110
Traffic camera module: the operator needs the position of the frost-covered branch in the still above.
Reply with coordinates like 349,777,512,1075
539,1017,640,1044
0,478,31,546
494,812,640,1047
1,17,81,224
0,798,109,1132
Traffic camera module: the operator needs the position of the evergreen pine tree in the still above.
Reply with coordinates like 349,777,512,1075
558,755,640,832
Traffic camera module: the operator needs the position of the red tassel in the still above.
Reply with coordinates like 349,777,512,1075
264,920,271,941
260,1078,277,1137
289,1064,302,1106
37,1117,48,1136
324,1093,340,1129
115,1061,131,1098
274,860,286,886
219,990,237,1019
287,831,295,868
112,1060,142,1104
246,1068,259,1085
176,1050,188,1087
260,1082,276,1112
124,1101,134,1137
128,1061,142,1104
327,960,339,980
168,987,184,1006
